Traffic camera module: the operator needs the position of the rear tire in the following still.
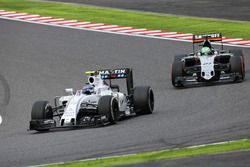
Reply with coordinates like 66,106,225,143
229,49,245,80
98,96,118,124
133,86,154,115
171,60,184,87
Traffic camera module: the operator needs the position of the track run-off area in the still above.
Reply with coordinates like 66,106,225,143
0,10,250,48
0,11,250,166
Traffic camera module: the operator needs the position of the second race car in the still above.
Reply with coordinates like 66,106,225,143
171,33,245,88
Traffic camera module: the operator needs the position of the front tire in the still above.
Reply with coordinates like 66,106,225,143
133,86,154,115
172,60,184,87
31,101,53,131
31,101,53,120
98,96,118,124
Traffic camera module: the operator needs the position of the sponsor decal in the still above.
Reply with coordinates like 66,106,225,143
99,69,126,75
99,69,127,79
194,33,221,39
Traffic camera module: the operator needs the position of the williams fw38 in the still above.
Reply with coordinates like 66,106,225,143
171,33,245,88
29,68,154,131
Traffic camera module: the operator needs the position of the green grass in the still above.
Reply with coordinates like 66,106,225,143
45,139,250,167
0,0,250,39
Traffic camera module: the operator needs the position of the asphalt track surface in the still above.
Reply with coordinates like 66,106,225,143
0,18,250,167
45,0,250,21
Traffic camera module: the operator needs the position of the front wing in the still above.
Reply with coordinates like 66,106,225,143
29,115,110,131
174,72,242,87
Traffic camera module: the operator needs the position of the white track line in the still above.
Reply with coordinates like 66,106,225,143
0,15,249,48
39,18,64,23
112,28,135,32
230,40,250,45
104,27,132,31
77,23,104,28
1,15,249,48
222,38,243,42
133,30,162,34
92,25,119,30
51,20,78,24
25,16,51,21
150,32,178,36
118,28,147,33
0,114,2,125
164,33,193,38
0,11,16,15
1,13,27,17
178,36,193,40
64,21,91,26
0,10,249,48
14,14,40,19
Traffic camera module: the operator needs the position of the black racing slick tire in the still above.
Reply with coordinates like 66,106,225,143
98,96,118,124
133,86,154,115
171,60,184,87
30,101,53,131
31,101,53,120
229,49,245,80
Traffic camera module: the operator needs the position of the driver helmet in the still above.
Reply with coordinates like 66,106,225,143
82,84,94,95
201,47,212,56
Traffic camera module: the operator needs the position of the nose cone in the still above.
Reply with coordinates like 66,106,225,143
200,56,215,80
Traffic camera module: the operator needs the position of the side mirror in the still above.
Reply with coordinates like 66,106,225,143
65,88,74,95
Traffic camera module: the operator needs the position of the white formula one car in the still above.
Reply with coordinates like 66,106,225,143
172,33,245,88
29,68,154,131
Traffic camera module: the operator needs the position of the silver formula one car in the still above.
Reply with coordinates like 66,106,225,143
171,33,245,88
29,68,154,131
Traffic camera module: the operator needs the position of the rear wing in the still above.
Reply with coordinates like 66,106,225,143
85,68,134,95
99,69,129,80
192,33,223,51
193,33,222,43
